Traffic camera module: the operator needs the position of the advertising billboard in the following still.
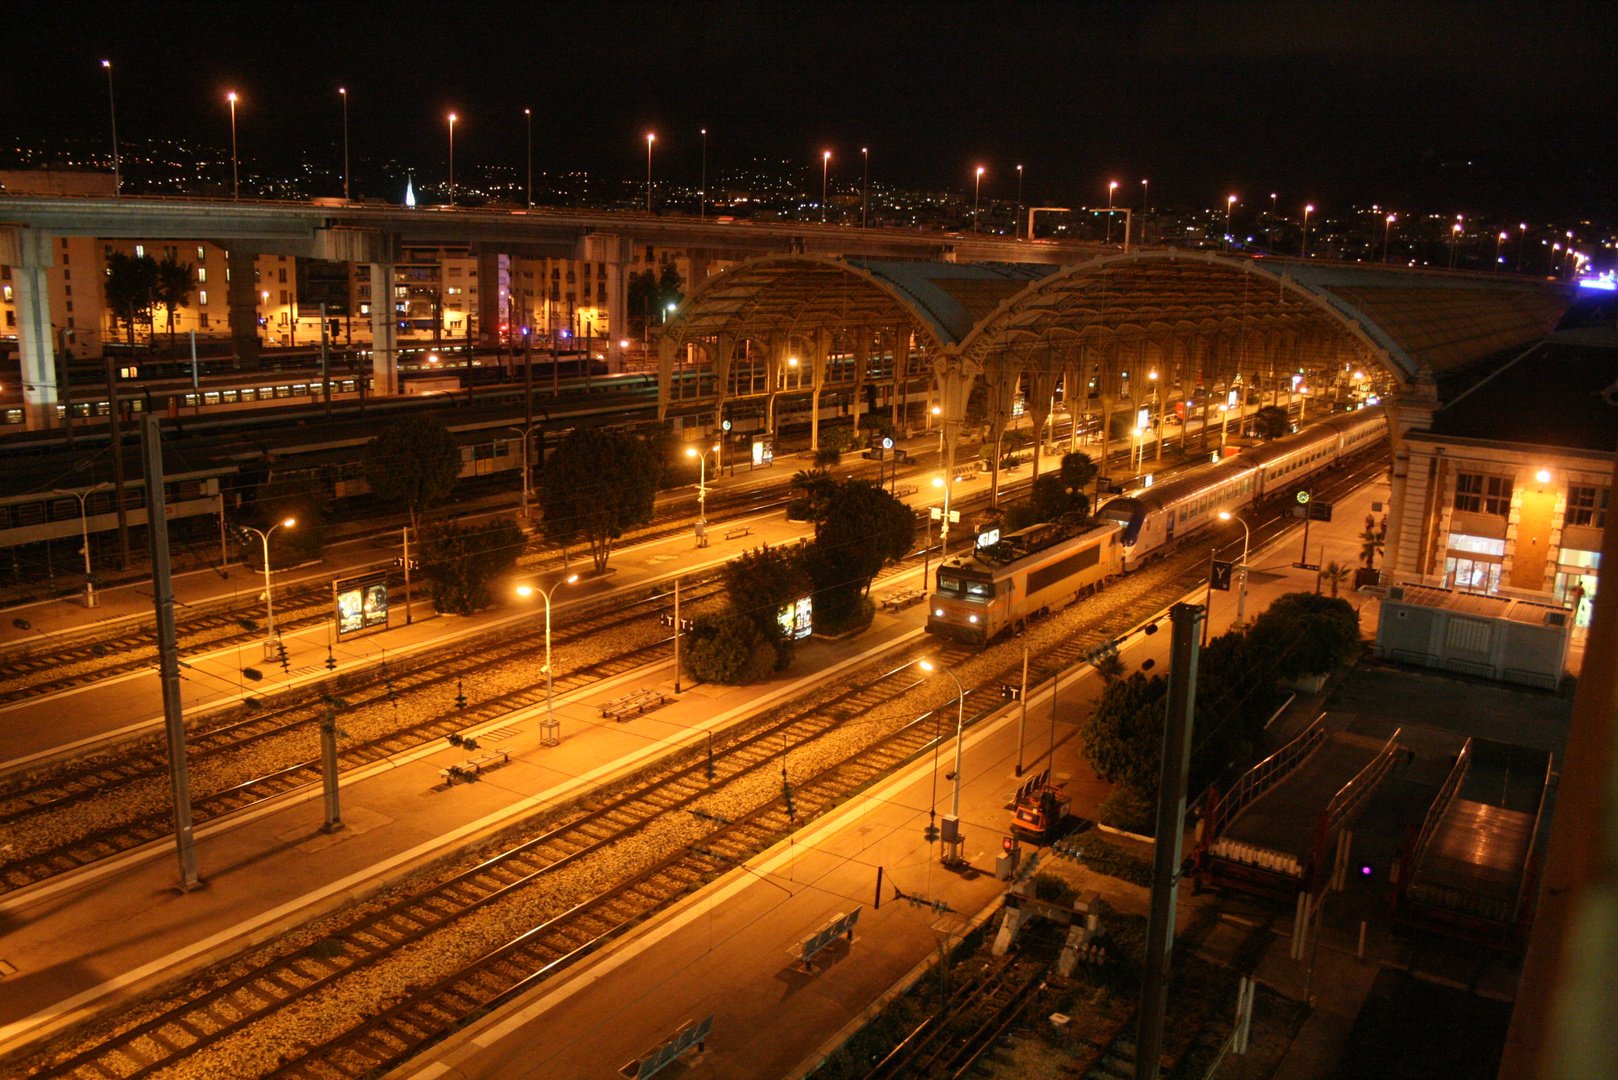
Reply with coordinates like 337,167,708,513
334,571,389,638
777,595,813,640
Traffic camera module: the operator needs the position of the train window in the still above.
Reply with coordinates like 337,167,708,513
965,580,994,598
936,573,966,597
0,506,10,528
50,498,77,521
130,399,144,412
17,502,44,525
275,386,291,398
340,380,355,392
204,392,221,406
183,394,199,407
222,391,240,403
293,384,310,395
258,387,275,396
3,409,20,425
89,492,114,514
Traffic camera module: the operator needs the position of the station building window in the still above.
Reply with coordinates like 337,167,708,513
1444,533,1505,594
1567,485,1609,528
1454,472,1512,516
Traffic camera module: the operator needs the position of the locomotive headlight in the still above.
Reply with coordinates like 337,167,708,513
934,609,944,618
969,615,979,624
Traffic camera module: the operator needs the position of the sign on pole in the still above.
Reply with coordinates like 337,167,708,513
1210,561,1234,591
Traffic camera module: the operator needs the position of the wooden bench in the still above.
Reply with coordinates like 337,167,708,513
723,524,753,541
600,687,668,721
892,483,918,498
439,748,510,784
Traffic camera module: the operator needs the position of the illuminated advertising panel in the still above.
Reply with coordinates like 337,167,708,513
334,571,389,638
777,595,813,640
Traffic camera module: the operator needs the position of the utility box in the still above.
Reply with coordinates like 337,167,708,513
940,814,961,844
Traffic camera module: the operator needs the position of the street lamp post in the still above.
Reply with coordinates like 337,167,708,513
227,92,239,200
822,150,831,223
242,517,295,659
1496,230,1508,271
1301,203,1314,257
518,421,542,519
1517,223,1528,272
699,128,707,220
339,88,349,201
1015,164,1024,239
1450,220,1462,269
102,60,120,196
1383,213,1395,263
517,575,579,746
1218,511,1251,627
861,147,869,228
973,166,985,233
645,132,656,212
1140,178,1149,242
1225,194,1237,248
525,108,533,208
1106,180,1118,244
54,487,103,607
919,659,967,864
447,113,457,206
685,443,718,547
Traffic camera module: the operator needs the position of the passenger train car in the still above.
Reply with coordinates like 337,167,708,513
924,406,1387,645
1097,407,1386,571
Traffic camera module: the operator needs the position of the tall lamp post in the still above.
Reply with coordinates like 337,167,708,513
1015,164,1024,239
1301,203,1314,257
699,128,707,220
861,147,870,228
1225,194,1238,248
1495,230,1509,271
1149,370,1162,462
102,60,120,196
973,166,985,233
242,517,295,658
1218,511,1251,627
518,421,543,519
1517,222,1527,272
227,92,240,200
919,659,968,864
447,112,457,206
822,150,831,223
1140,178,1149,243
1383,213,1395,263
645,132,656,212
524,107,533,208
1105,180,1118,244
339,88,350,201
517,575,579,746
685,443,718,547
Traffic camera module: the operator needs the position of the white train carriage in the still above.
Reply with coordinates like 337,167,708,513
926,520,1121,645
1098,406,1386,570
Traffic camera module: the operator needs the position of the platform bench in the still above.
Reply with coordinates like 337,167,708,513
881,588,925,612
723,525,753,541
600,687,667,720
892,483,919,498
440,749,510,784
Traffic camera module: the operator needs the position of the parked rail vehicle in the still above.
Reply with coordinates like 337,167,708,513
1011,782,1073,841
1097,406,1386,571
926,518,1120,645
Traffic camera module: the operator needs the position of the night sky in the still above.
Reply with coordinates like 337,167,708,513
6,0,1615,218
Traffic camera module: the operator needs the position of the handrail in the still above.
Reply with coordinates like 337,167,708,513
1325,726,1404,833
1513,750,1557,923
1207,714,1328,842
1408,738,1473,878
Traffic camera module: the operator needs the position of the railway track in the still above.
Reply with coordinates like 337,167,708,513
0,578,726,893
17,640,976,1080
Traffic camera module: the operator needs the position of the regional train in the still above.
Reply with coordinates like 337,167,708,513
925,406,1386,645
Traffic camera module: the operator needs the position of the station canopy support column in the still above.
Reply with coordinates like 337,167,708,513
369,262,398,395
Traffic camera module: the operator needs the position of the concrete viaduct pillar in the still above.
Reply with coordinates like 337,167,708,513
580,233,629,374
1,227,58,431
370,263,398,395
226,247,262,369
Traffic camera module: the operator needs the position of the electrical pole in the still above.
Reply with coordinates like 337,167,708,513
320,707,343,833
142,415,201,891
1134,602,1204,1080
105,352,130,568
673,576,682,694
402,525,413,625
1015,644,1029,776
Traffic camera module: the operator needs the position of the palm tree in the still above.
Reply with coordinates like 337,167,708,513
1359,527,1385,570
1093,651,1127,684
1320,560,1351,597
155,257,197,357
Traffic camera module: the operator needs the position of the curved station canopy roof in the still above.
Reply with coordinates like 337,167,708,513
665,249,1572,390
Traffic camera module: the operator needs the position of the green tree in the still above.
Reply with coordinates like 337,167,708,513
422,518,524,615
1247,591,1362,679
1078,671,1167,792
155,256,197,357
681,610,777,685
626,270,657,335
1320,560,1351,597
657,263,685,313
1252,404,1291,440
362,416,462,534
105,252,159,352
723,544,811,633
540,427,661,573
805,479,915,630
1092,651,1128,684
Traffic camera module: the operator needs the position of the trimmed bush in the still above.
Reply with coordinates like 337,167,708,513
681,611,777,685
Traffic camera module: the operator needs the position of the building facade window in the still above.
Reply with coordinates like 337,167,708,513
199,290,208,306
197,268,207,283
1567,485,1609,528
1454,472,1512,516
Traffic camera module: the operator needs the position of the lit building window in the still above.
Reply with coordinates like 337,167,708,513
1567,485,1609,528
1454,473,1512,516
